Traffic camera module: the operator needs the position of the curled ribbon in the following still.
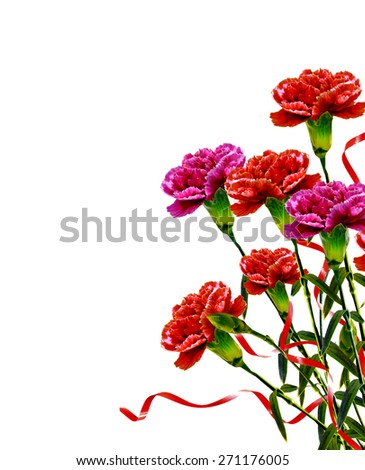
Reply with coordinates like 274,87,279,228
342,131,365,184
120,302,362,449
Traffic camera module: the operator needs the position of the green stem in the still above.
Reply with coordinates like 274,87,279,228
320,157,330,183
292,240,322,351
241,363,326,429
247,327,327,401
228,231,245,257
344,253,365,342
334,269,365,401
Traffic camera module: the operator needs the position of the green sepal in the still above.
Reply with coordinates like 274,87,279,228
203,188,234,236
267,281,289,316
207,313,252,334
320,224,349,271
206,329,244,367
265,197,294,234
306,111,333,159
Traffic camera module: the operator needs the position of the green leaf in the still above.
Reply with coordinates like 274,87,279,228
350,310,365,323
317,402,327,442
269,391,287,441
321,310,345,354
280,384,297,393
354,273,365,288
278,353,288,384
303,274,341,305
318,424,339,450
290,280,302,297
337,379,363,428
298,354,319,406
298,331,358,375
207,313,252,334
345,417,365,442
334,391,365,407
323,269,346,318
206,329,243,367
340,366,350,388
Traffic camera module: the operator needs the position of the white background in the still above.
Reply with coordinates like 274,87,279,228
1,1,365,468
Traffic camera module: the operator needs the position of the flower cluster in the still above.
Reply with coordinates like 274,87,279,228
152,68,365,450
161,281,246,370
161,144,245,217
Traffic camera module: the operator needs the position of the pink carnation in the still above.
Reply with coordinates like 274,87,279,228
162,144,245,217
285,181,365,239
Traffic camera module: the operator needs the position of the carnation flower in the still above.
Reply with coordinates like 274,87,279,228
161,281,246,370
285,181,365,239
240,248,300,295
271,69,365,127
354,230,365,271
225,149,321,216
271,69,365,161
162,144,245,217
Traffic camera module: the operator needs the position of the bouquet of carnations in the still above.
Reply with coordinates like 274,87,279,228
121,69,365,450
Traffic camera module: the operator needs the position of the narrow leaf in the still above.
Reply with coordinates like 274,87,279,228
298,354,319,406
345,417,365,442
280,384,297,393
318,424,338,450
290,280,302,297
350,310,365,323
278,353,288,384
354,273,365,288
317,402,327,442
335,391,365,407
337,379,362,427
323,268,346,317
303,274,341,304
269,391,287,441
298,331,358,376
322,310,345,354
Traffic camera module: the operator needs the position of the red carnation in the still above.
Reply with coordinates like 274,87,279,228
225,149,321,216
161,282,246,370
271,69,365,127
240,248,301,295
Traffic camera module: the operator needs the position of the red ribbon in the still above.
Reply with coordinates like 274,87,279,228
342,131,365,184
